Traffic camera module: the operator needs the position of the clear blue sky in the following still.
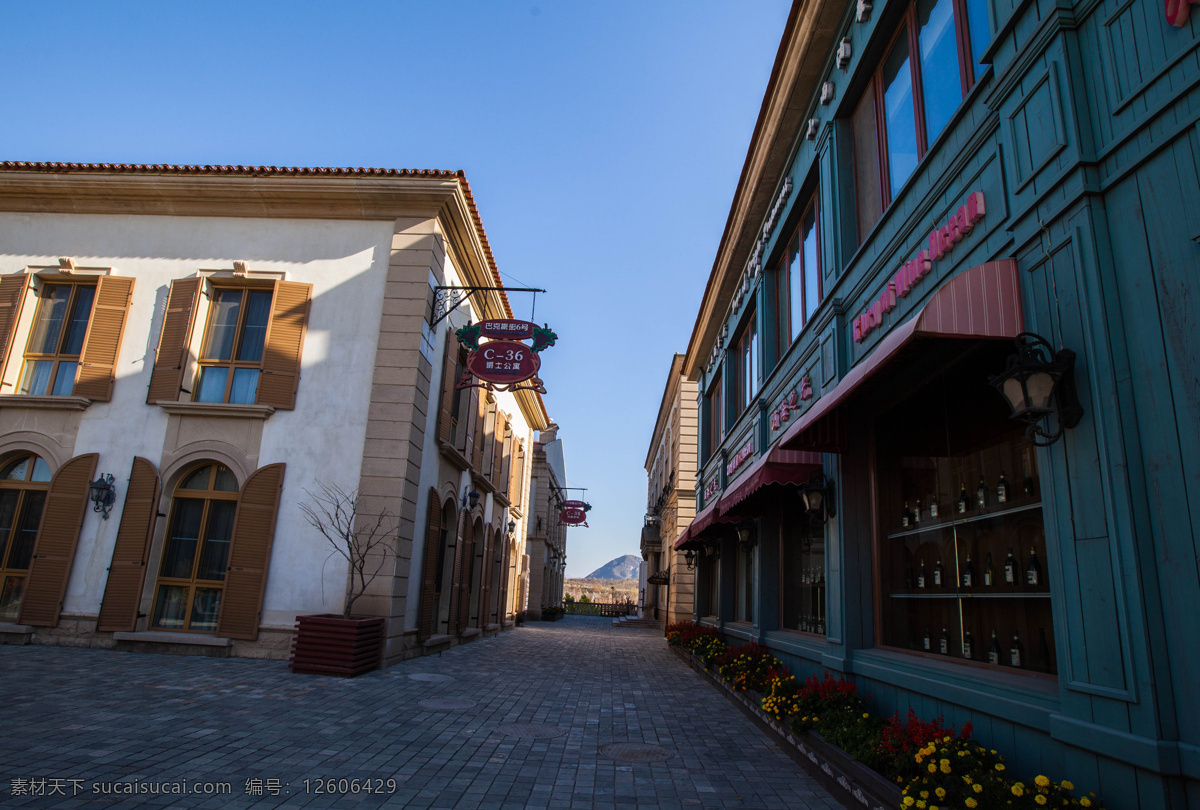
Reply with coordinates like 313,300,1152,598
2,0,791,578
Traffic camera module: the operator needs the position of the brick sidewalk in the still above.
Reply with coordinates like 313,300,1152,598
0,616,840,809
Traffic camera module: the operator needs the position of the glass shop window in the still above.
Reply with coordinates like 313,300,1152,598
780,489,826,635
875,347,1055,676
735,538,755,623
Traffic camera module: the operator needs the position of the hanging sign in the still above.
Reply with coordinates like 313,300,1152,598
646,570,670,586
456,319,558,393
1166,0,1197,26
559,500,591,527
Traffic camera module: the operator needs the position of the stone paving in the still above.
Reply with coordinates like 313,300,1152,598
0,616,841,809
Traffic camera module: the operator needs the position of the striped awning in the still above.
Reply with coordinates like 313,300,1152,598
673,499,737,550
718,447,824,515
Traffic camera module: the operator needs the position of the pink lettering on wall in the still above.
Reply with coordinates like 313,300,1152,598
726,440,754,478
769,376,814,430
1166,0,1198,26
704,477,722,502
854,191,986,343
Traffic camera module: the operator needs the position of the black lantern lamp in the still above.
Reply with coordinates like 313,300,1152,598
736,519,756,552
684,548,698,570
703,541,721,561
89,473,116,520
988,332,1084,447
463,487,480,509
800,472,836,523
507,519,517,535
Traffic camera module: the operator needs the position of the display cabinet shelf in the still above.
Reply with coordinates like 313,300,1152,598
889,592,1051,599
887,501,1043,539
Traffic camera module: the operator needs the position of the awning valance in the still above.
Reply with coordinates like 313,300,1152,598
718,447,823,515
674,499,737,550
780,260,1023,453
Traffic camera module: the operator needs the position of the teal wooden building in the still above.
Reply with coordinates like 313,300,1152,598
675,0,1200,805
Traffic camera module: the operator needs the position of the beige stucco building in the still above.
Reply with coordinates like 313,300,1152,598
0,161,549,666
640,354,697,627
524,423,568,619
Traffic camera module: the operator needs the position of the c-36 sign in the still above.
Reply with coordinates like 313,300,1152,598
455,319,557,393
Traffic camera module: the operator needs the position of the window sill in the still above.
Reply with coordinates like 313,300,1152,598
0,395,91,411
460,627,481,639
423,633,453,648
156,401,275,419
111,630,233,647
0,621,35,634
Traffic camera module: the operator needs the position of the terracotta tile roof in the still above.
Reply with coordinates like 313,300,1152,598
0,160,552,425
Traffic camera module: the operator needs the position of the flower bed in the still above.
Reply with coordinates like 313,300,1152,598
666,622,1104,809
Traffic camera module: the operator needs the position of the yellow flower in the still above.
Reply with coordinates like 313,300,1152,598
965,799,978,808
1035,795,1047,805
944,735,951,742
958,750,968,757
862,712,870,718
1035,776,1050,788
940,762,952,774
973,784,983,794
1062,781,1074,791
995,763,1006,771
920,791,929,799
928,763,937,773
1081,799,1091,807
903,798,915,807
935,788,946,798
1012,783,1025,797
916,754,924,763
916,802,926,810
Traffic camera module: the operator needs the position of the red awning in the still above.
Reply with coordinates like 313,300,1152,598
674,499,738,550
780,260,1023,453
718,447,823,515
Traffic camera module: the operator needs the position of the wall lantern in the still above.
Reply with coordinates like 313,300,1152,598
684,549,698,570
736,520,756,552
507,519,517,534
89,474,116,520
703,542,721,561
801,473,836,524
463,487,480,510
988,332,1084,447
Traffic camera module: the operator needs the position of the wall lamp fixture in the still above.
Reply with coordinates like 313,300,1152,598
801,473,836,524
988,332,1084,447
684,549,698,571
89,474,116,520
462,487,480,510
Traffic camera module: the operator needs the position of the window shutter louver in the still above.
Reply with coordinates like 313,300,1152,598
456,520,475,634
500,424,512,499
417,490,442,641
147,277,201,404
463,388,479,462
73,275,135,402
17,453,98,627
498,540,512,623
471,393,485,471
437,336,457,445
216,463,284,641
446,512,466,632
0,272,29,384
257,281,311,410
510,444,524,507
490,409,504,483
477,528,492,629
96,457,161,632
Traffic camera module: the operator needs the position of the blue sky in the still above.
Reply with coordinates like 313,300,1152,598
2,1,791,578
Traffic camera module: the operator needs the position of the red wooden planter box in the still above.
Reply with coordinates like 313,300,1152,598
289,614,386,677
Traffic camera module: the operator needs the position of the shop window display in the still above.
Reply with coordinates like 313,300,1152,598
780,489,826,635
875,348,1056,676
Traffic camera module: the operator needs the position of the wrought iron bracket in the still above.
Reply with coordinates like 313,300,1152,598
430,285,546,328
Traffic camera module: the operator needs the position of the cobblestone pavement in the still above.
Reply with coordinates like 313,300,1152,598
0,616,841,809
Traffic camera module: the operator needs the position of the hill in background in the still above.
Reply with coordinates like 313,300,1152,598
585,554,641,580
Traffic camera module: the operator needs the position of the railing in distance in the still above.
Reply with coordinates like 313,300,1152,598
561,602,636,617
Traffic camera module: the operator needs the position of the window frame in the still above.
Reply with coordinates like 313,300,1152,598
703,373,723,464
771,191,823,363
0,454,51,621
193,284,274,406
733,309,759,416
17,281,97,397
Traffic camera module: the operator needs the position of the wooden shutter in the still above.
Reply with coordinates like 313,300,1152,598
74,276,135,402
18,453,98,627
500,424,513,498
147,277,201,404
490,409,505,483
498,539,512,623
257,281,311,410
216,463,284,640
463,387,479,461
437,335,457,445
446,511,466,632
0,272,29,384
455,519,475,634
417,490,442,641
471,393,486,471
96,457,160,632
477,528,492,629
510,443,524,507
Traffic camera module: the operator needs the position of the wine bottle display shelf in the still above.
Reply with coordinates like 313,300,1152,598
887,501,1043,539
889,592,1051,599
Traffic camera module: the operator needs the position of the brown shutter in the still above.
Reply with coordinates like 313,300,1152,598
471,393,485,470
0,272,30,385
96,457,161,632
455,520,475,634
216,463,284,641
18,453,98,627
446,511,466,632
437,335,457,445
510,443,524,507
257,281,311,410
490,409,504,483
417,489,442,641
498,539,512,623
500,424,513,498
147,277,201,404
477,528,492,629
463,387,479,461
74,276,135,402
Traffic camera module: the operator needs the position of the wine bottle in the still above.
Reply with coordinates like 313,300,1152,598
901,500,911,528
1026,546,1041,587
816,617,825,634
923,626,932,651
917,559,927,589
997,472,1009,504
933,558,944,587
988,630,1001,664
1010,632,1024,668
984,552,995,587
929,497,939,519
940,626,950,655
913,497,922,525
963,629,974,660
1004,548,1017,585
976,476,987,508
961,554,974,588
957,484,969,514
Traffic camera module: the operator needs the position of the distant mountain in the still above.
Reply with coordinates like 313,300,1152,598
585,555,641,580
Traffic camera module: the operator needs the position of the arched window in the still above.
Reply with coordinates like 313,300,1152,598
151,463,239,633
0,454,52,620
